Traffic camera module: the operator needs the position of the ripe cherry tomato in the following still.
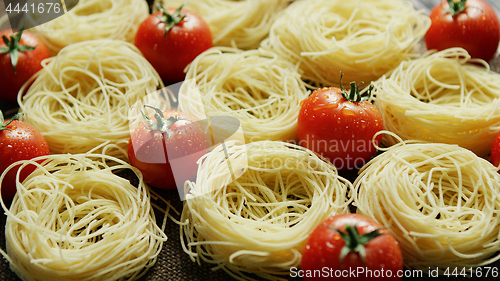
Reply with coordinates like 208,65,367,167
0,111,50,200
301,214,403,281
134,3,212,84
0,28,50,102
491,130,500,169
297,76,383,170
128,106,208,190
425,0,500,62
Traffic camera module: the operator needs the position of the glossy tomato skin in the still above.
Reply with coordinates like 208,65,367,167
128,110,208,190
301,214,403,281
297,87,383,170
0,120,50,200
134,7,212,84
0,29,50,102
491,130,500,169
425,0,500,62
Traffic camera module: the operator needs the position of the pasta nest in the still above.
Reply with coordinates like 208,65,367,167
178,47,308,143
181,140,352,280
27,0,149,54
262,0,430,86
161,0,291,49
372,48,500,156
354,140,500,271
18,39,165,159
0,152,167,281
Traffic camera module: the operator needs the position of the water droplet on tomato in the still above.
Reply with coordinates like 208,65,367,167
341,108,355,116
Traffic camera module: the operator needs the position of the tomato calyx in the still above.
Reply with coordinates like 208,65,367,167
328,224,385,265
0,111,22,132
0,28,36,72
138,105,191,138
443,0,469,16
155,2,187,38
338,72,374,102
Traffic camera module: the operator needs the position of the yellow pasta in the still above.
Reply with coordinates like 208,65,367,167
25,0,149,54
159,0,291,49
18,39,166,159
178,47,308,143
181,140,352,281
372,47,500,156
0,150,167,281
262,0,430,86
354,136,500,272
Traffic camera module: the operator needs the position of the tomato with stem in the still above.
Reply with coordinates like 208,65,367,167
134,3,212,84
297,73,383,170
301,214,403,281
425,0,500,62
0,111,50,200
0,28,50,102
128,106,208,190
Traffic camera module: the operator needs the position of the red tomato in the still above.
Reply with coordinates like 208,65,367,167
297,78,383,170
425,0,500,62
134,3,212,84
301,214,403,281
128,106,208,190
491,130,500,169
0,28,50,102
0,112,50,200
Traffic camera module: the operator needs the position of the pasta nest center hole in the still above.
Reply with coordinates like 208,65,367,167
223,168,313,229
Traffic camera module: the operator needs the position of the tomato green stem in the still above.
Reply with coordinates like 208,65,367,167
138,105,190,138
155,2,187,38
444,0,467,16
338,71,374,102
328,224,385,265
0,27,36,73
0,111,23,131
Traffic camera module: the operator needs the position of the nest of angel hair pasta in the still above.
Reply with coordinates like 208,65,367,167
178,47,308,143
160,0,290,50
27,0,149,54
372,48,500,156
0,151,167,281
261,0,430,87
353,138,500,271
180,140,352,280
18,39,166,160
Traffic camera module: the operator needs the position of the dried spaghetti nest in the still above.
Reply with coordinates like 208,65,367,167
178,47,308,143
353,137,500,272
0,151,167,281
160,0,291,49
181,140,352,280
371,48,500,156
262,0,430,86
28,0,149,54
19,39,166,159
